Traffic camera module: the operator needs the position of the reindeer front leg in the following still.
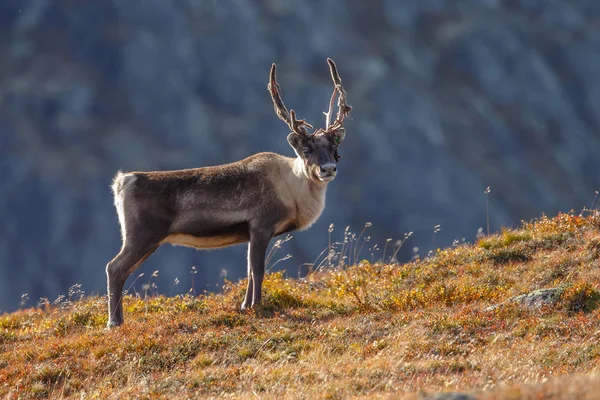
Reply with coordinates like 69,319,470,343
241,228,271,309
241,250,254,310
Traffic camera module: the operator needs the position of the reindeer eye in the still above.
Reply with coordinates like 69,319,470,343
302,147,310,155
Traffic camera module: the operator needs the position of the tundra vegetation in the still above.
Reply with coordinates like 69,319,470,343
2,211,600,399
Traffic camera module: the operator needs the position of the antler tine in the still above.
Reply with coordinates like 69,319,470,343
268,63,312,137
268,64,290,124
327,58,352,129
290,110,313,133
323,85,337,131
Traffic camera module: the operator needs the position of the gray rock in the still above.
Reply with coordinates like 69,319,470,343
510,287,565,308
422,392,477,400
485,287,565,311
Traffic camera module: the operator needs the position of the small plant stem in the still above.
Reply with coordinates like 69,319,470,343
485,186,491,236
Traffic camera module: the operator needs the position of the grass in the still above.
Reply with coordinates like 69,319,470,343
2,211,600,398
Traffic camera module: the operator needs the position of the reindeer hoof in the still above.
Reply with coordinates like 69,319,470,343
241,301,262,311
107,319,122,328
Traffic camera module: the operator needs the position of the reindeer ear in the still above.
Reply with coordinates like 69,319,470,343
332,128,345,145
287,132,305,152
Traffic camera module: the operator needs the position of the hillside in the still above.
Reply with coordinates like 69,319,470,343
2,212,600,399
3,0,600,312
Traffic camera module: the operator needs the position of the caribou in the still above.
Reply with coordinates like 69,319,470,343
106,59,351,326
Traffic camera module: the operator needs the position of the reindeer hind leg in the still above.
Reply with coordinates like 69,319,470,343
106,237,161,327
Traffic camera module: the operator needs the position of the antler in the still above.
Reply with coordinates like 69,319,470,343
324,58,352,131
268,64,313,137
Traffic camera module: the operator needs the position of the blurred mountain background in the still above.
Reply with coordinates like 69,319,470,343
1,0,599,312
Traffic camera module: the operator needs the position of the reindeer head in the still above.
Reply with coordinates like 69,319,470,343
268,59,352,183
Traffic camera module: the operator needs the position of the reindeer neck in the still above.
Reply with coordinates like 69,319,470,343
283,156,328,230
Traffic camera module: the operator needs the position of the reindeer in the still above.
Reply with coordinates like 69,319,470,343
106,59,351,326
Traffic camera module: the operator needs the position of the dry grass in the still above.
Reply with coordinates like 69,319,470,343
2,212,600,399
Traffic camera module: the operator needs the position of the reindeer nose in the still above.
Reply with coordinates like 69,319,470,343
320,163,337,174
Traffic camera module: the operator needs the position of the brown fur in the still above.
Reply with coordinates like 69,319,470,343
106,151,333,326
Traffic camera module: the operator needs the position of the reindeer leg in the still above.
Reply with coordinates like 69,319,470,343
246,228,272,308
106,241,159,327
241,246,254,310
